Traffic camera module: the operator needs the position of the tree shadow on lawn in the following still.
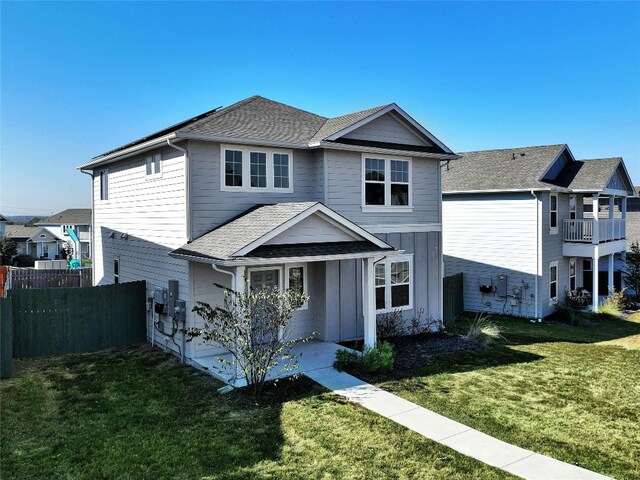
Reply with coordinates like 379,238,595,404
2,344,318,480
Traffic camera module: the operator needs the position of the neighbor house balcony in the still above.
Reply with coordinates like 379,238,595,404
78,231,90,242
562,218,626,257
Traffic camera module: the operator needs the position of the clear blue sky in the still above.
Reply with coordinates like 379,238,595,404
2,1,639,215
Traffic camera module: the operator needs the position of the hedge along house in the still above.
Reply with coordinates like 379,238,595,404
442,144,635,319
77,96,458,382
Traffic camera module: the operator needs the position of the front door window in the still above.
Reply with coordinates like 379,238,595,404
249,269,280,344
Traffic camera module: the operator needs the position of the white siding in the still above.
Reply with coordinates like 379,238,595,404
342,112,430,147
92,145,189,354
443,193,538,318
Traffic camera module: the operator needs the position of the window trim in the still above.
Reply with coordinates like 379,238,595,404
145,153,162,179
361,153,413,213
99,169,109,201
549,193,558,234
285,263,308,310
569,257,576,292
373,255,414,313
220,144,294,193
549,261,558,305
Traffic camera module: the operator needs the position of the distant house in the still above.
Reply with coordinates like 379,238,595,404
0,214,8,236
627,187,640,251
37,208,92,258
2,225,65,259
77,95,457,374
442,144,635,318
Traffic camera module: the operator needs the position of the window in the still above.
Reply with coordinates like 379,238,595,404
362,154,411,210
114,258,120,284
273,153,290,188
549,261,558,304
145,154,162,177
42,244,48,258
250,152,267,188
99,169,109,201
285,264,308,310
374,256,413,312
550,193,558,233
569,258,576,291
583,258,591,271
62,225,73,235
221,145,293,192
225,150,243,187
569,195,577,220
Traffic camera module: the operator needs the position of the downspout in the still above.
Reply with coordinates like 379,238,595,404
166,139,191,242
530,190,540,321
80,169,94,285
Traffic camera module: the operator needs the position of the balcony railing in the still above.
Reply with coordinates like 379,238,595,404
563,218,626,243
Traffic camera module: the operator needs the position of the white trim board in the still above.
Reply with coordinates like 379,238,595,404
360,223,442,233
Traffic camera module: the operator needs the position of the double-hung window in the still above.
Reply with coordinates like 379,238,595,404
221,145,293,192
374,256,413,312
569,195,576,220
285,264,308,310
549,261,558,304
550,193,558,233
114,258,120,285
99,169,109,201
363,154,411,211
145,153,162,178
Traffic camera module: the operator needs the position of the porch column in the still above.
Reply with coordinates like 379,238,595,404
592,194,599,244
608,254,614,295
362,257,376,349
592,249,599,311
233,266,246,294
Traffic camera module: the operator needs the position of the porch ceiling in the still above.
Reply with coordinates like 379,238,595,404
245,241,391,259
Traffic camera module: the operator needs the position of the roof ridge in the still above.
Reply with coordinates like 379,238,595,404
178,95,263,132
251,95,328,120
460,144,566,155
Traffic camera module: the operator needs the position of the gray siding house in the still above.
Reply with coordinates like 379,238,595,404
78,96,457,372
442,144,635,319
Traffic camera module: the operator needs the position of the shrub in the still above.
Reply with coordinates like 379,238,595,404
333,349,360,371
464,312,504,346
362,341,394,372
550,301,579,326
81,258,92,265
12,254,34,267
376,309,404,340
597,288,631,318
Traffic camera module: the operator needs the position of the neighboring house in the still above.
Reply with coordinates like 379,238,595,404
442,144,635,319
77,95,458,371
37,208,92,258
2,225,66,259
626,187,640,251
0,214,8,235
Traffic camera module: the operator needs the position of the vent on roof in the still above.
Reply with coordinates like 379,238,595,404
511,152,526,160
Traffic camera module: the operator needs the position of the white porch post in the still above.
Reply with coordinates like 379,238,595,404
592,250,599,311
592,194,599,245
608,254,614,295
362,257,376,349
233,266,246,293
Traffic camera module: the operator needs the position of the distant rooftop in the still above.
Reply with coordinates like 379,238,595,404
37,208,91,226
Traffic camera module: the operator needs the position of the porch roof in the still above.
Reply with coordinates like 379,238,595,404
169,202,395,264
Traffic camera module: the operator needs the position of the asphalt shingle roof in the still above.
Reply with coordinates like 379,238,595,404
37,209,91,225
3,225,40,240
562,158,622,191
443,144,567,192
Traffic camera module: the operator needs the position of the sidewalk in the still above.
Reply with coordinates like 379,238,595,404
305,367,611,480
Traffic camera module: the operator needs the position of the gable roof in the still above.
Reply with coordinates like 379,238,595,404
27,227,65,243
443,144,568,193
79,96,456,169
37,208,92,226
553,158,623,191
170,202,394,264
0,214,8,223
3,225,39,240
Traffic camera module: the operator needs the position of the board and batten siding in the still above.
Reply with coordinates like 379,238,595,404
92,145,190,353
324,149,441,225
342,112,429,147
264,214,358,245
443,192,539,318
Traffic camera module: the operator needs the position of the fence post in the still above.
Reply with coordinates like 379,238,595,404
1,298,13,378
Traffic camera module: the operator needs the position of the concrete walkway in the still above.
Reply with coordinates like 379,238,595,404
306,367,611,480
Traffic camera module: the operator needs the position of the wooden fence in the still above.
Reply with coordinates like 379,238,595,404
8,268,92,291
1,298,12,378
443,272,464,326
3,280,147,361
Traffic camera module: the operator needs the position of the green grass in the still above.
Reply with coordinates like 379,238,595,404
0,345,514,480
369,313,640,480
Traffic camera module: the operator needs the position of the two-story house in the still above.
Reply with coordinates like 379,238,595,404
442,144,635,319
78,96,458,372
36,208,92,259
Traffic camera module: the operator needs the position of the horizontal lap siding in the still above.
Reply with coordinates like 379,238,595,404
93,145,189,354
325,149,440,225
443,193,538,318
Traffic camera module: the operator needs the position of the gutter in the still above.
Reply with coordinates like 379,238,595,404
76,133,178,170
165,139,191,242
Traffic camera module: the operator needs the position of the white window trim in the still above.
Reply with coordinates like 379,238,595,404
374,254,414,313
361,153,413,213
220,144,294,193
549,261,558,305
569,257,576,291
145,153,162,180
99,168,109,202
549,193,558,234
285,263,308,310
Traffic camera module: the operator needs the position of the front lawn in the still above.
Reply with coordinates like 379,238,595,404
0,345,514,480
366,313,640,480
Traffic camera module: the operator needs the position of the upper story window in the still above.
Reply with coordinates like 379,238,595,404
99,169,109,201
569,194,576,220
362,154,412,212
221,144,293,193
145,153,162,178
62,225,73,235
549,193,558,234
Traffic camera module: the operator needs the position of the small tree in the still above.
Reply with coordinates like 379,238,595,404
623,241,640,295
186,284,311,396
0,236,17,265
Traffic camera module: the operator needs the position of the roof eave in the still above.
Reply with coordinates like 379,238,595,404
313,141,460,160
170,250,403,266
175,132,308,149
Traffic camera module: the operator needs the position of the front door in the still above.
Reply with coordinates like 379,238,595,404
249,269,281,344
250,270,280,291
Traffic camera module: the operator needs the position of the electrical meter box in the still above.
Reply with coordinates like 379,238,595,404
479,276,493,293
168,280,179,318
154,287,168,315
175,299,187,323
496,274,508,297
512,284,523,300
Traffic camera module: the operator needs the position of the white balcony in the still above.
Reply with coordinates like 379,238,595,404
563,218,625,244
